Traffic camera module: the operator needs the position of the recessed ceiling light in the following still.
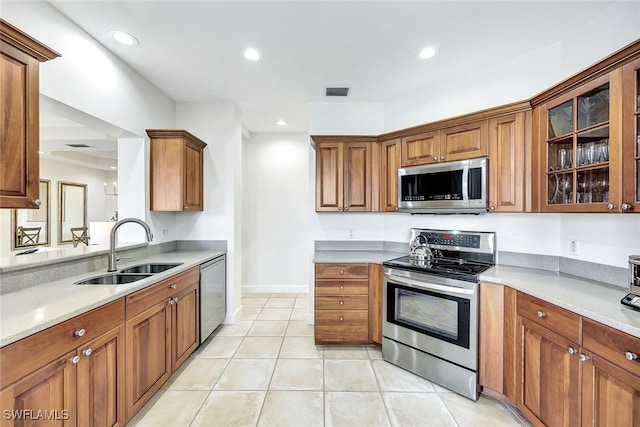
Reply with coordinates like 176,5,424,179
108,30,139,46
243,48,262,61
275,120,287,126
417,46,437,60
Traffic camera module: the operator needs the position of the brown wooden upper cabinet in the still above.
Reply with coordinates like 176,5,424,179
379,138,400,212
313,136,375,212
488,111,531,212
0,19,59,209
400,121,488,167
531,39,640,214
147,129,207,211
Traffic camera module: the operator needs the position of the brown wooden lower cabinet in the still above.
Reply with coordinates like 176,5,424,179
125,267,200,420
0,300,125,427
315,262,384,345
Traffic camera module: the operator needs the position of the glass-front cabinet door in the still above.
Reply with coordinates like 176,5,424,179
540,72,622,212
621,56,640,213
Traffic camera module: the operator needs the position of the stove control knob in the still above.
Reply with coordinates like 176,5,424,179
625,351,638,361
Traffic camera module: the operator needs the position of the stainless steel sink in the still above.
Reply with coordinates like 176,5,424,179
75,273,153,285
119,263,183,274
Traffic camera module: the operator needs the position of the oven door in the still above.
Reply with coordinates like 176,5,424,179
382,268,478,370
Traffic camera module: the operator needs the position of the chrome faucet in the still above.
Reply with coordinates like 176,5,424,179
107,218,153,272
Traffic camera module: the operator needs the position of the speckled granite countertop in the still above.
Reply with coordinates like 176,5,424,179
313,250,406,264
480,265,640,339
0,250,225,347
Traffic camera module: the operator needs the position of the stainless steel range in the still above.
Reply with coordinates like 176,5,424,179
382,228,496,401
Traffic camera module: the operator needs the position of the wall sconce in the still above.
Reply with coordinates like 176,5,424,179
104,182,118,196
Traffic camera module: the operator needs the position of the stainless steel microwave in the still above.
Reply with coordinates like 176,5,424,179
398,158,489,214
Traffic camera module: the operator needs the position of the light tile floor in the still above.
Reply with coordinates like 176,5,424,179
127,293,531,427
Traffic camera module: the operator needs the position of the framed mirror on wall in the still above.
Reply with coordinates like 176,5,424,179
11,180,51,250
58,181,87,245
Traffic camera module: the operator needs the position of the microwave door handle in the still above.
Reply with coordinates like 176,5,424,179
462,164,469,202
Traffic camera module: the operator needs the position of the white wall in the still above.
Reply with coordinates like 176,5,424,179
309,102,384,135
241,133,310,293
172,101,243,321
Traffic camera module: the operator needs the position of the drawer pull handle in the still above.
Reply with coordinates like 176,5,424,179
74,328,86,337
567,347,577,355
579,354,590,362
340,285,344,290
82,348,93,357
339,300,344,306
70,356,80,364
339,316,344,322
625,351,638,361
170,284,177,289
537,311,546,318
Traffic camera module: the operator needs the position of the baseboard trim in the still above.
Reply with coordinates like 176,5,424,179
242,285,308,294
224,305,242,324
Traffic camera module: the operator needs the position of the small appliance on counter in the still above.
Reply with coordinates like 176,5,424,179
621,255,640,311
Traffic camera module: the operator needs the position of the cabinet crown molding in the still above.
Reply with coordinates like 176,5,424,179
145,129,207,149
0,18,61,61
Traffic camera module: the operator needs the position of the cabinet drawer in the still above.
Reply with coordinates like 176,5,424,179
583,318,640,378
126,267,199,318
315,295,369,310
315,280,369,296
0,298,125,388
315,264,369,279
517,292,580,343
315,311,369,343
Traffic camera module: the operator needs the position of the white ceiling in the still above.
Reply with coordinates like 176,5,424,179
46,0,623,134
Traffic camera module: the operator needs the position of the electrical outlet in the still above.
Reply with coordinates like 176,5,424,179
570,239,579,255
348,228,356,239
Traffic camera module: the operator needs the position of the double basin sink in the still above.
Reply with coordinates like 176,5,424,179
75,263,183,285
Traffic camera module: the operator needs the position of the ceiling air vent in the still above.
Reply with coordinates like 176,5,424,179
65,144,91,148
325,87,350,97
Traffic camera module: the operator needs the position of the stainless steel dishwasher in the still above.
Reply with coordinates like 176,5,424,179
200,255,226,343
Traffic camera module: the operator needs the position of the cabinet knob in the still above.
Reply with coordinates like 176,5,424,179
173,297,179,304
607,203,616,211
433,156,437,161
339,269,344,275
340,285,344,290
170,284,177,289
579,354,590,362
339,316,344,322
440,156,445,161
625,351,638,361
70,356,80,364
74,328,86,337
622,203,633,212
82,348,93,357
489,206,496,211
338,207,343,211
567,347,577,355
168,298,175,306
339,300,344,306
32,198,42,206
536,311,546,318
344,207,349,211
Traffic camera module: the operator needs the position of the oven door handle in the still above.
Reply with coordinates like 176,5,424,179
384,273,475,296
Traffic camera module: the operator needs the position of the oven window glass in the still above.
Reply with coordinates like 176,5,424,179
397,288,458,339
388,282,470,348
400,170,463,202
